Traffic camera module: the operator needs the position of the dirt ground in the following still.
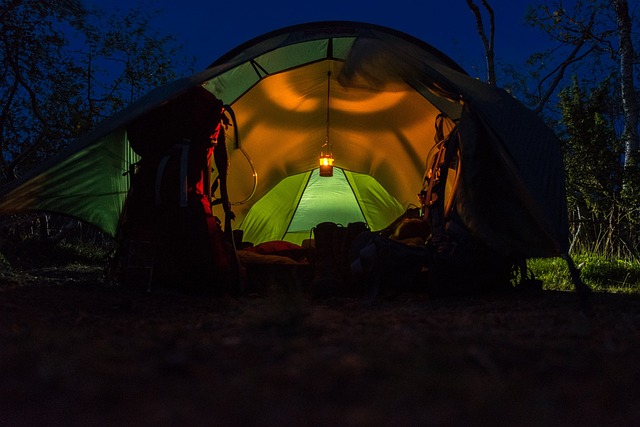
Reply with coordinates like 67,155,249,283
1,264,640,427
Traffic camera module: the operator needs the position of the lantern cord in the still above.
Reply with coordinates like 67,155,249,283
230,146,257,206
325,70,332,152
222,104,257,206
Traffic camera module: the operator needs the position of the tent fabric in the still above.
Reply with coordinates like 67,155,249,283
430,65,569,253
0,21,569,258
0,129,135,236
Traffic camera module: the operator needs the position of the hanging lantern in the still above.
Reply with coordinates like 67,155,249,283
319,152,334,177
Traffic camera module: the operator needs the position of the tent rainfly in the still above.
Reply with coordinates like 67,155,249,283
0,21,571,262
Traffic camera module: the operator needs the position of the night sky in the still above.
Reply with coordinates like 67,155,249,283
85,0,552,78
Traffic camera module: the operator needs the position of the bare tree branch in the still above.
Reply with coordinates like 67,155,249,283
4,48,53,175
533,41,596,114
0,79,20,174
532,9,598,114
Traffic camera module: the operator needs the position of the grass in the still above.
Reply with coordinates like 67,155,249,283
0,236,113,271
528,253,640,294
2,234,639,297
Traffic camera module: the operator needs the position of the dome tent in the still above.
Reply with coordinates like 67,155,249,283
0,21,570,262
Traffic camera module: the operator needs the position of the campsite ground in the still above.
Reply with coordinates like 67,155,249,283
1,263,640,427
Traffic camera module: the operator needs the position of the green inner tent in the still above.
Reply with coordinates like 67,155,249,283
240,167,403,245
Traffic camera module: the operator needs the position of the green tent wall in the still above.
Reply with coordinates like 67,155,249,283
0,21,569,259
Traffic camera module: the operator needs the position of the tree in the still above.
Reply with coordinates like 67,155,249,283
0,0,193,182
466,0,497,85
466,0,612,112
498,1,639,257
557,78,638,256
522,0,618,114
559,78,622,208
613,0,639,175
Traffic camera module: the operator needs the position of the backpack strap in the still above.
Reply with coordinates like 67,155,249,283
213,117,234,244
154,141,190,206
421,125,460,241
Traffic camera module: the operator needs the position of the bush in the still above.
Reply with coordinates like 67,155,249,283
0,237,113,271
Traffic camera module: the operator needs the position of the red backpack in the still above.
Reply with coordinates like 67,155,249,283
118,86,242,294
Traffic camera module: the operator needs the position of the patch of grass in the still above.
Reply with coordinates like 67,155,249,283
0,237,113,270
528,253,640,294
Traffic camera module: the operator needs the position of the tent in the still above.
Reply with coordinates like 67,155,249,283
0,21,570,262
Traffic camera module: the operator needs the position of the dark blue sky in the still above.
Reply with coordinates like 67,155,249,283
87,0,554,78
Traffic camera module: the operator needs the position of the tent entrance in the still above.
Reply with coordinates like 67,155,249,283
239,167,405,245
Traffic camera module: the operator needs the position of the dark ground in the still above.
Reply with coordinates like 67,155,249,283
1,264,640,427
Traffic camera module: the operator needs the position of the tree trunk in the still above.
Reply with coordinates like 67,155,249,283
614,0,639,172
466,0,496,86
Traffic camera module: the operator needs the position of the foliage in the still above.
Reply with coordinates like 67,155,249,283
513,0,640,258
528,253,640,294
559,77,622,205
557,77,639,257
0,0,194,182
